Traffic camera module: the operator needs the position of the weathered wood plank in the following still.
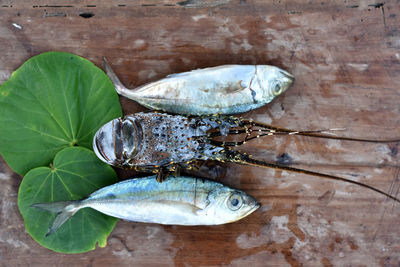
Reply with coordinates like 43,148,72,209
1,0,400,266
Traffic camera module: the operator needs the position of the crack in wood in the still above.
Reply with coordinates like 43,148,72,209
367,2,387,30
345,5,359,8
368,2,385,8
178,0,230,8
33,5,74,8
43,11,67,18
287,10,302,14
0,2,235,9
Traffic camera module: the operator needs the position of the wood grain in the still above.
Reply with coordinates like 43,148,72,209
1,0,400,266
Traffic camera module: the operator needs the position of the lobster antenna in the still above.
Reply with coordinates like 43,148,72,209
225,150,400,203
209,128,346,146
243,120,400,143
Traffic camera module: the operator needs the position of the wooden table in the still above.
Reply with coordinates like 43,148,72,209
1,1,400,266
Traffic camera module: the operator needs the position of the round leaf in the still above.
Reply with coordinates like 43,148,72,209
18,147,118,254
0,52,122,175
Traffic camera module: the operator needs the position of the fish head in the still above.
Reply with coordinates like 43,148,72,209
93,115,142,167
257,66,294,103
207,188,260,224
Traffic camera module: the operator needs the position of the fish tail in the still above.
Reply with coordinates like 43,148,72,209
103,57,129,95
223,149,400,203
31,201,82,237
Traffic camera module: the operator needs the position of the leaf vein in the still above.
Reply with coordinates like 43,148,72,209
57,169,101,189
54,171,74,198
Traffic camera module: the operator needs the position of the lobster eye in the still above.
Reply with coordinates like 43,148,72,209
227,192,243,211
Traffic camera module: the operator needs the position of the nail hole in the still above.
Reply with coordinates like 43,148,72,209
79,12,94,18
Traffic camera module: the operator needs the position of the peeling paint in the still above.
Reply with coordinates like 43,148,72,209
376,145,393,164
278,180,301,189
133,39,146,49
109,224,177,264
230,39,253,54
347,63,369,71
0,172,10,180
112,249,132,258
0,237,29,250
236,216,295,250
138,69,157,81
181,57,192,65
272,215,289,230
0,71,12,83
325,139,344,150
12,23,22,30
146,225,161,239
192,14,207,22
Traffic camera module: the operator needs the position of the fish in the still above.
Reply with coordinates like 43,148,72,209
104,58,294,115
32,175,260,236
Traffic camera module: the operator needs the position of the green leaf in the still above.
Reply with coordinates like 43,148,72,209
0,52,122,175
18,147,118,254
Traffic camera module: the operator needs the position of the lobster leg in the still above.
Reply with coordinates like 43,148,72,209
156,168,168,183
133,165,159,173
134,164,181,182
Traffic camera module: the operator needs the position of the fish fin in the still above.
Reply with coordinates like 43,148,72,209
31,201,81,237
103,57,130,95
181,204,203,215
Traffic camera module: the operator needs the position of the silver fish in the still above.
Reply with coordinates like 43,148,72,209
32,176,260,236
104,59,294,115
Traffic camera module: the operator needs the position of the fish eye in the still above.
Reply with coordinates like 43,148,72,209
272,83,282,96
227,193,243,211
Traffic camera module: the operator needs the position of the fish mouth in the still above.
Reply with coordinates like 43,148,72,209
238,202,261,221
250,202,261,214
279,69,295,84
